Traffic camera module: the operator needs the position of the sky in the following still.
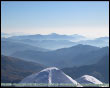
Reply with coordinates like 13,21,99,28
1,1,109,38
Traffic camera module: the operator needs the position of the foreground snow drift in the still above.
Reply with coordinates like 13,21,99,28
76,75,103,87
18,67,105,87
76,75,103,84
19,67,82,87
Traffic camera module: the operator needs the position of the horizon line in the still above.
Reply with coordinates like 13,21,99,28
1,32,109,38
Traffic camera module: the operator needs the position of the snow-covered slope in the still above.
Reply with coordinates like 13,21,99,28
19,67,82,87
76,75,103,85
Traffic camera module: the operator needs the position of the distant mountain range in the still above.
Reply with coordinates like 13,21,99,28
62,54,109,83
2,33,86,50
1,35,109,68
15,39,77,50
11,44,109,68
7,33,86,41
1,55,46,83
1,40,49,56
1,33,109,50
1,32,28,38
78,37,109,47
1,33,10,38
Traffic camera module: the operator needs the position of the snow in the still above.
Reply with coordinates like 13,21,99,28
19,67,82,87
48,68,52,85
76,75,103,84
40,67,59,72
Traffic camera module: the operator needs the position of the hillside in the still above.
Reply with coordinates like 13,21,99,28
1,40,49,56
11,44,108,68
62,54,109,83
1,55,46,83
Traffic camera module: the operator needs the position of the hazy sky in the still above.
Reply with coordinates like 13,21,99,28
1,1,109,38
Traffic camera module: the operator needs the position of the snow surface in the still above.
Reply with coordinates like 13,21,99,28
19,67,82,87
76,75,103,84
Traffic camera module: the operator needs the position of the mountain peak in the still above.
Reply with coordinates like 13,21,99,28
76,75,103,84
50,33,58,35
40,67,59,72
19,67,82,87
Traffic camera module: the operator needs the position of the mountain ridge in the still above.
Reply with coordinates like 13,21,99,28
11,44,108,68
1,55,46,83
